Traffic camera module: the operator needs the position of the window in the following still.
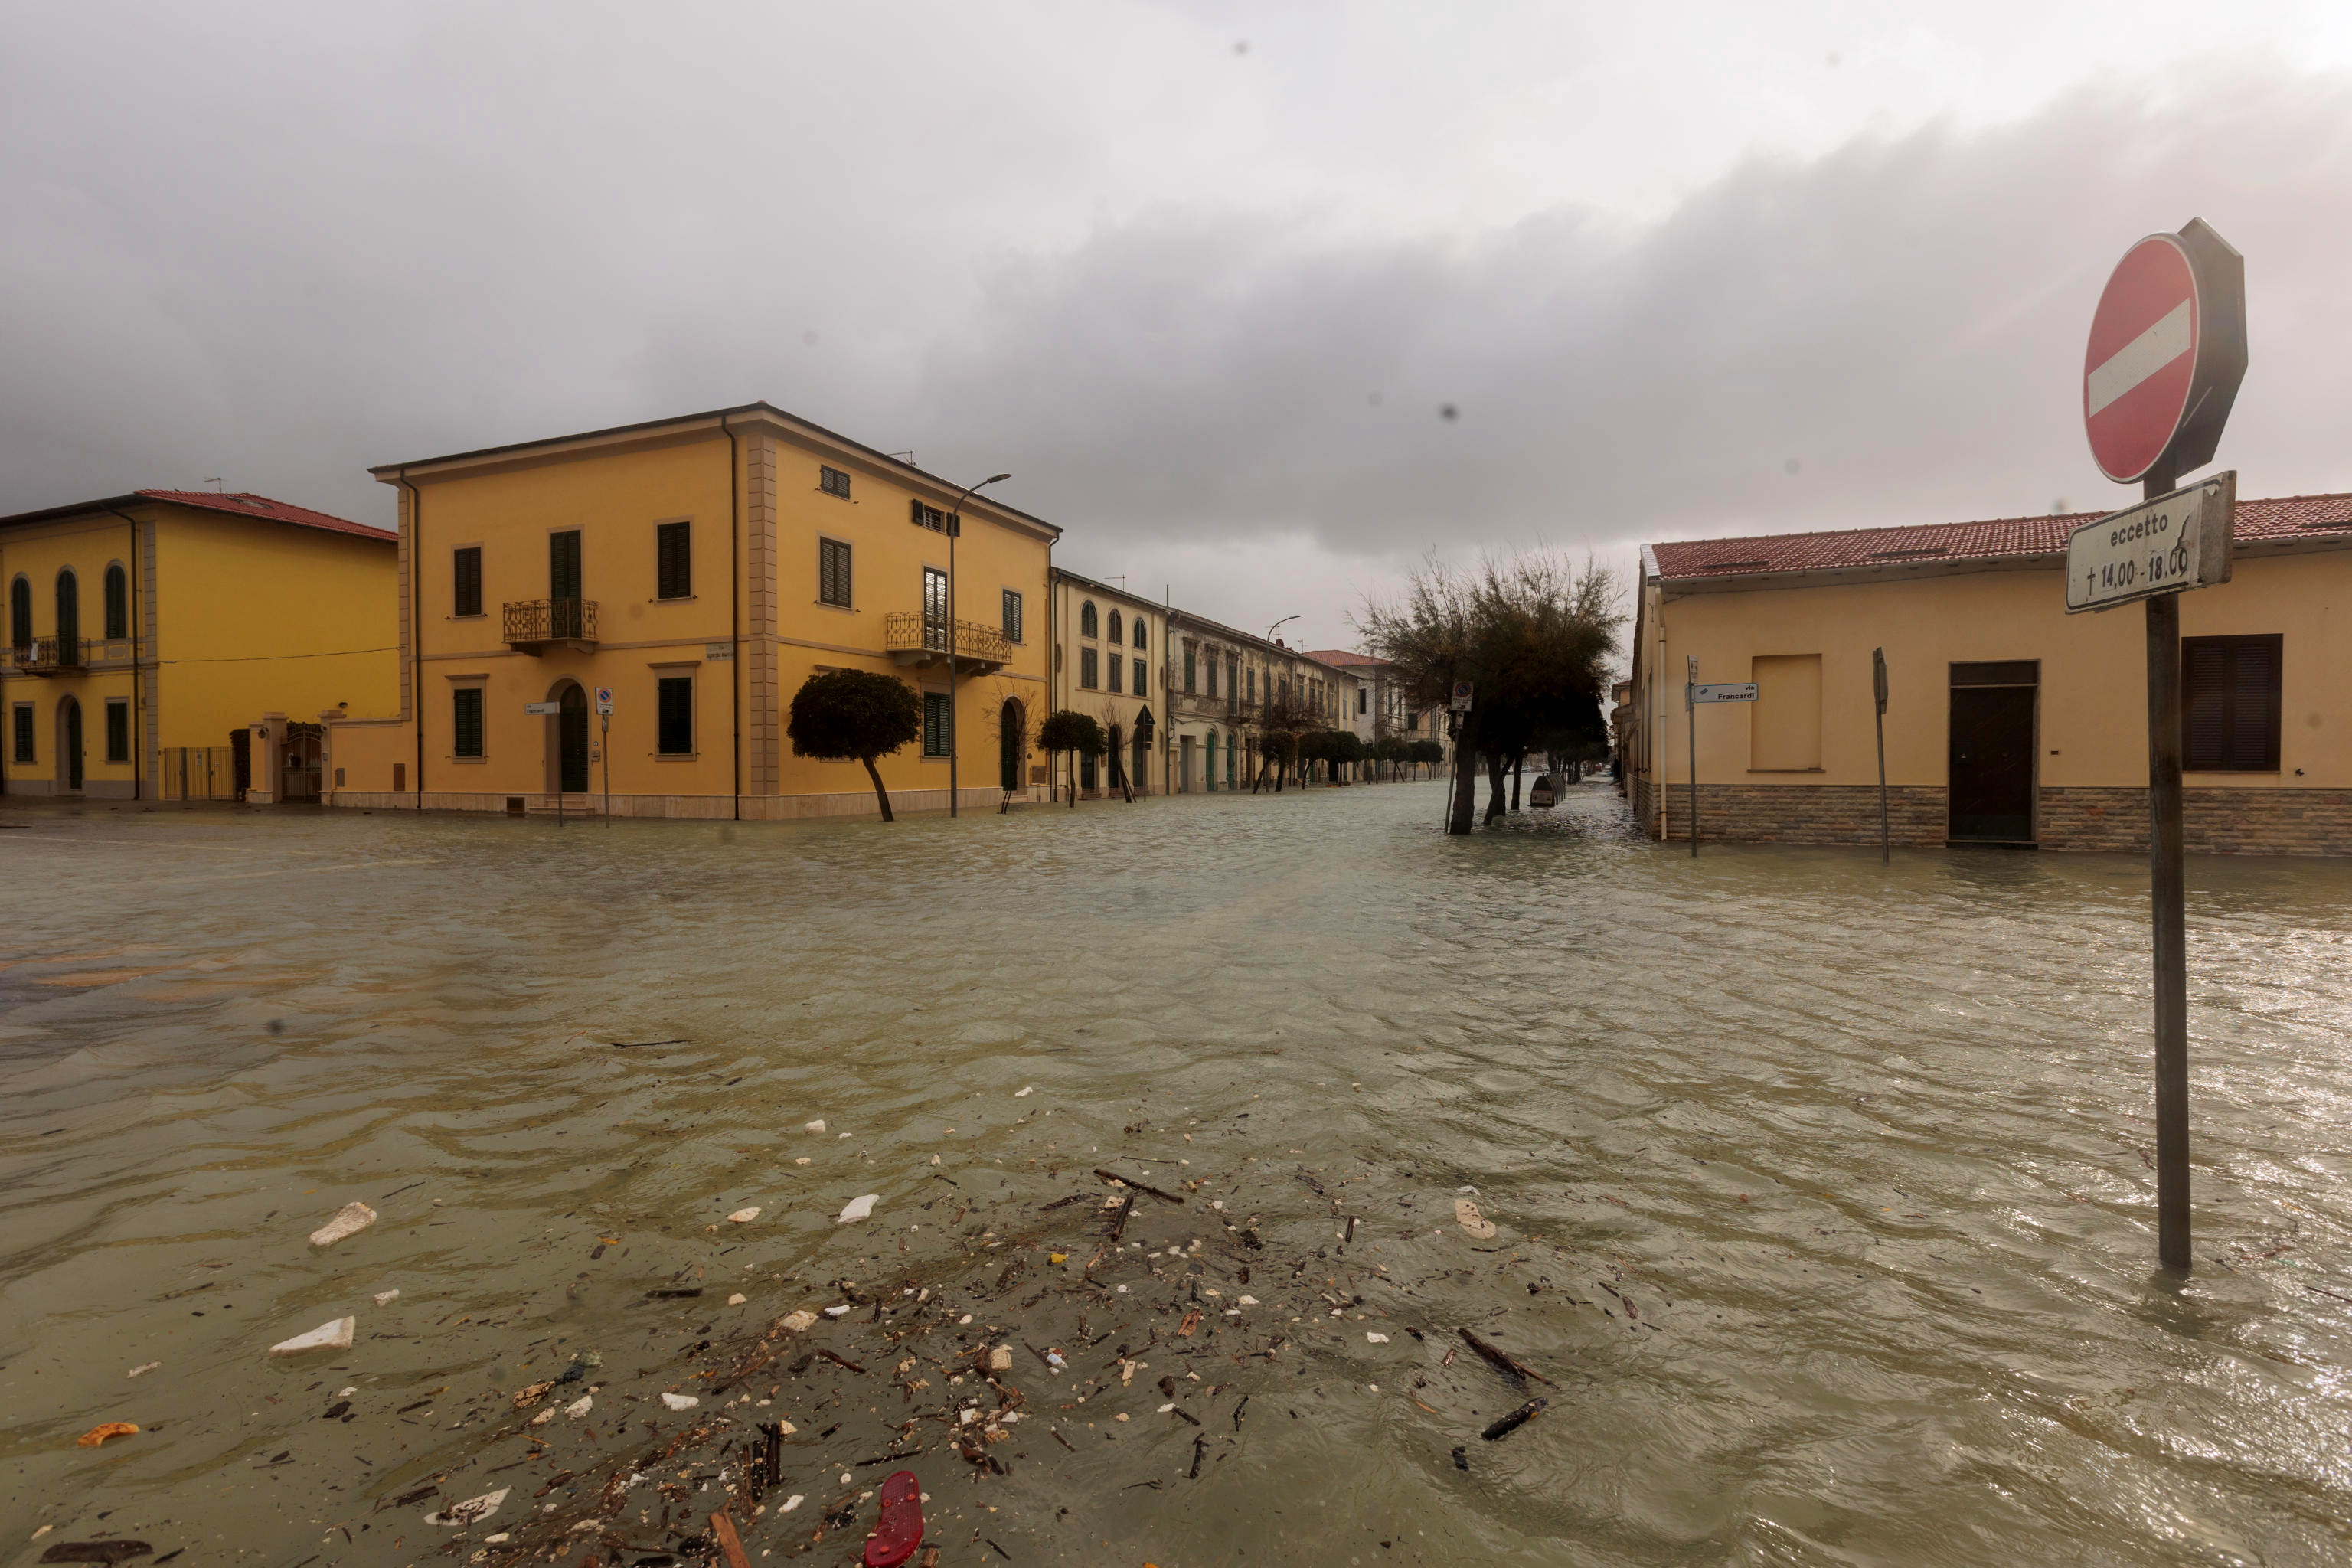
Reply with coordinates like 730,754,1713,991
1133,658,1147,694
1133,619,1147,651
55,570,78,648
8,577,28,650
658,676,694,755
656,521,692,599
1247,668,1256,703
103,565,128,639
1002,589,1024,642
911,501,949,532
452,688,485,758
1184,642,1196,694
1357,687,1367,715
1108,655,1123,694
1205,655,1217,698
923,567,948,637
2184,635,2282,772
105,699,129,763
820,465,851,498
453,547,482,617
1108,609,1123,645
819,538,853,607
1080,647,1099,689
550,530,583,600
1750,654,1823,770
1080,600,1098,638
11,704,31,763
923,691,952,757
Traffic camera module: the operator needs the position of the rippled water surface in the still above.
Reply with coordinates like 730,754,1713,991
4,781,2351,1567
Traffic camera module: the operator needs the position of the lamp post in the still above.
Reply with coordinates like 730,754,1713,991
1266,613,1299,645
946,472,1011,818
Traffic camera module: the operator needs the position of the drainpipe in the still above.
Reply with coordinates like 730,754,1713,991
100,505,144,802
401,470,423,811
720,414,740,822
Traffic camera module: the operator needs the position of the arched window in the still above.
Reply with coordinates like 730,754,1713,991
54,570,79,649
8,577,28,652
1133,618,1147,650
1106,609,1122,645
103,564,128,640
1080,600,1098,638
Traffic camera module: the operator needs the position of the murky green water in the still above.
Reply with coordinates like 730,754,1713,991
3,782,2350,1567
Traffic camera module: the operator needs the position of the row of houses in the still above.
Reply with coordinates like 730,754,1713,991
0,401,1449,815
1615,487,2352,856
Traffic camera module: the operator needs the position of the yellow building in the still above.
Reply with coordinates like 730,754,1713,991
325,403,1059,818
1622,489,2352,854
1047,567,1168,798
1,489,398,802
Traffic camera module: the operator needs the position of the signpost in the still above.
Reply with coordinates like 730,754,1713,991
524,701,564,826
596,687,613,826
1871,648,1890,866
1683,664,1756,857
2073,217,2247,1273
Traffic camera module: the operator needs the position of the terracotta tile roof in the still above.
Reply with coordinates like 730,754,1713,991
1299,648,1386,668
1650,490,2352,582
134,489,397,542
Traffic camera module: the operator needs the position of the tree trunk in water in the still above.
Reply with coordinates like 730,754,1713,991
1447,714,1478,835
861,755,896,822
1485,749,1508,822
1510,753,1522,812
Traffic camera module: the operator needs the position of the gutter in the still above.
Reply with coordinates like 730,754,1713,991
720,414,740,822
400,470,423,811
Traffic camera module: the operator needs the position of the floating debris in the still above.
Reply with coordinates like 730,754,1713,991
1480,1397,1548,1442
372,1289,400,1305
425,1488,509,1527
74,1423,138,1448
125,1363,161,1380
1454,1197,1497,1240
268,1316,354,1356
864,1469,924,1566
728,1207,761,1223
308,1201,377,1248
661,1392,701,1411
838,1194,879,1223
39,1540,152,1563
805,1119,827,1135
778,1309,818,1333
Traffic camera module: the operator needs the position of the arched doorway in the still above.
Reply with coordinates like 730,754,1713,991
546,681,590,794
57,697,83,793
1204,730,1217,792
998,698,1024,792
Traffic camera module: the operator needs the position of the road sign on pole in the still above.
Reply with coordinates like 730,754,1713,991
594,686,613,715
2079,218,2246,1274
1691,683,1757,704
1872,648,1890,866
1684,657,1699,858
524,701,560,716
1449,681,1475,713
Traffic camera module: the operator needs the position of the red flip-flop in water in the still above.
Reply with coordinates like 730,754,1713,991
864,1469,924,1568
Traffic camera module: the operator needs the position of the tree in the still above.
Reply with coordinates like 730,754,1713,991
1036,710,1104,808
1356,551,1623,833
786,668,922,822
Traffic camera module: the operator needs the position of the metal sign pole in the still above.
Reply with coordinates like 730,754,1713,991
1873,648,1890,865
1686,655,1698,858
2143,468,2191,1270
601,711,611,827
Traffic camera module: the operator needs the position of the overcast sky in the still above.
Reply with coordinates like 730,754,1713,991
5,2,2350,658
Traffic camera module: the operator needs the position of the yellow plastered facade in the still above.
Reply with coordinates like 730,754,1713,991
326,405,1057,819
2,498,397,800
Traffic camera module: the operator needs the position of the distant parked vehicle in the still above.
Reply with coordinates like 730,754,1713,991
1529,775,1557,809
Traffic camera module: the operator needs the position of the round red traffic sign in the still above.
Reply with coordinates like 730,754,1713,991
2083,234,2200,483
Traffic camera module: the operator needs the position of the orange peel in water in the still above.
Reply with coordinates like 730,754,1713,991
77,1422,139,1447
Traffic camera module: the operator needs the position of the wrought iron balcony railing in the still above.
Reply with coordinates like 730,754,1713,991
502,599,599,652
5,636,83,675
883,612,1011,673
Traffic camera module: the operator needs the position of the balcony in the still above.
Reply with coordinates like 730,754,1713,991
5,637,83,676
883,613,1011,675
503,599,599,654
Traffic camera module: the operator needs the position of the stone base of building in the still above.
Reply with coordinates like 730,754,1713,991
1630,779,2352,856
327,784,1050,820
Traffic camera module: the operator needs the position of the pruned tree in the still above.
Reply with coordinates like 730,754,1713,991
786,668,923,822
1036,709,1104,808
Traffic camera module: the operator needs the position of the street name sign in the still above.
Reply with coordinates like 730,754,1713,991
1692,683,1758,704
523,701,560,715
2083,220,2246,485
2064,471,2234,614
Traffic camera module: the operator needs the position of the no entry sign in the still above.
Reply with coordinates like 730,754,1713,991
2082,220,2246,485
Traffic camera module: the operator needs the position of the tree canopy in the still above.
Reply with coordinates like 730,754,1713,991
786,668,922,822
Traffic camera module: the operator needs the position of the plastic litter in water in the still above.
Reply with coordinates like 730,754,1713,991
1366,1331,1390,1344
1014,1086,1033,1098
837,1194,878,1223
425,1488,509,1527
727,1292,746,1305
727,1207,760,1223
805,1119,826,1134
564,1395,592,1419
660,1393,700,1411
863,1468,924,1567
269,1316,356,1356
778,1310,818,1333
988,1345,1014,1372
373,1289,400,1305
1454,1197,1498,1240
125,1362,161,1379
308,1201,377,1248
74,1423,138,1448
779,1495,804,1514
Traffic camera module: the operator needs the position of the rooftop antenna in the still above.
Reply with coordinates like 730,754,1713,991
887,450,914,466
202,477,224,492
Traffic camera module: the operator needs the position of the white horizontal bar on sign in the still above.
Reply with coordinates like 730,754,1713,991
2087,300,2192,417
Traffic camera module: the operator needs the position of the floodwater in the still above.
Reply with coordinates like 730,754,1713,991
2,780,2350,1567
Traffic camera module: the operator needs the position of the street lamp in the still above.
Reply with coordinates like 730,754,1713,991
946,472,1011,818
1265,614,1299,645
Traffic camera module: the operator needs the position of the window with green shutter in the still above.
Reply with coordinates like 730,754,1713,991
923,691,952,757
658,676,694,754
1080,648,1098,689
819,538,852,607
2183,635,2282,772
452,688,485,758
656,521,692,599
105,699,129,763
453,547,482,617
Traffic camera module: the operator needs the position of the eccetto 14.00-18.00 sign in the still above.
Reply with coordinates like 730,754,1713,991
2063,472,2235,614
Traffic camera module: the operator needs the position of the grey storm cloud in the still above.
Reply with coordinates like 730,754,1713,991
0,22,2346,566
906,74,2352,554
